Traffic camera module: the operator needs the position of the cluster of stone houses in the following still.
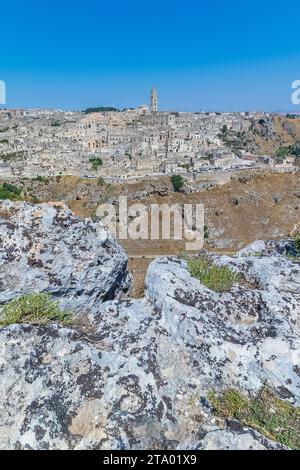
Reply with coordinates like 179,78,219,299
0,104,298,180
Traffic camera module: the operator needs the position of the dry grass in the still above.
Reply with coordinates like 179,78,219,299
208,387,300,449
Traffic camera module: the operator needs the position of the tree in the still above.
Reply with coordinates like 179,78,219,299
171,175,184,192
221,124,228,135
89,157,103,170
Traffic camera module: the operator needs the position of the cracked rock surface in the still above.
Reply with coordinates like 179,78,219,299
0,203,299,449
0,201,131,312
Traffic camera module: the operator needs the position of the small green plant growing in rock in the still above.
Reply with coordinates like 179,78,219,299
208,387,300,450
0,293,71,327
292,235,300,252
178,250,189,260
187,257,240,292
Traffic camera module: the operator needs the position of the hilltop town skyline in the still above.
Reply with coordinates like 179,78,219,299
2,85,300,115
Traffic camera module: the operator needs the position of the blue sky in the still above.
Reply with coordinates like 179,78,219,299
1,0,300,111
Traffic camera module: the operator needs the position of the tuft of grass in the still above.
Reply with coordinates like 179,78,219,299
187,257,240,292
0,293,72,327
208,387,300,449
285,254,300,262
292,235,300,252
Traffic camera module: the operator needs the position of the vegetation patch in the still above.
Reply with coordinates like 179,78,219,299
0,151,25,162
84,107,120,114
0,293,71,327
187,257,240,292
34,175,49,184
276,142,300,160
171,174,184,192
292,235,300,252
0,182,22,201
30,195,41,204
208,387,300,450
89,157,103,170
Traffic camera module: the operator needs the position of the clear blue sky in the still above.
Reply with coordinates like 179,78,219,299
1,0,300,111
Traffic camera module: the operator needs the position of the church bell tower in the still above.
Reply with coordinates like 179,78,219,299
150,88,158,113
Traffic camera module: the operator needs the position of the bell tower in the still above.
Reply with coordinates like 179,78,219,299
150,88,158,113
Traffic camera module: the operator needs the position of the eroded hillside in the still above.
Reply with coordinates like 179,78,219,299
1,170,298,296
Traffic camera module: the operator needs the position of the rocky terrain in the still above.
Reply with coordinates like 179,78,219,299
1,170,299,297
222,115,300,155
0,200,131,312
0,201,299,450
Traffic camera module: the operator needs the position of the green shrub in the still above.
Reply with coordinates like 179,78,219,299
0,183,22,201
293,236,300,251
89,157,103,170
31,196,40,204
171,174,184,192
0,293,71,326
208,387,300,450
2,182,21,195
97,177,105,186
187,257,240,292
34,175,45,182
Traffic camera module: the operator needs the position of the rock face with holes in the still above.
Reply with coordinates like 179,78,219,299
0,213,299,450
0,200,131,312
144,242,300,403
0,321,287,450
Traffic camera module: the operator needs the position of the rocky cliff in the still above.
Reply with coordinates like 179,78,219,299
0,202,299,450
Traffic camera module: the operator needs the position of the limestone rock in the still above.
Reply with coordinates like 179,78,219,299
192,428,287,450
0,323,286,450
0,233,299,449
0,201,131,313
0,323,167,450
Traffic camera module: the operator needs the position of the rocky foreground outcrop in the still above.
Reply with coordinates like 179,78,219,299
0,202,299,450
0,201,131,312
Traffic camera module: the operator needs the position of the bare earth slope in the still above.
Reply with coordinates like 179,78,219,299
1,170,299,296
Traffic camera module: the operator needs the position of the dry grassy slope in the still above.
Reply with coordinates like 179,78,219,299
10,175,173,219
254,116,300,154
125,172,299,296
2,171,299,297
132,172,299,248
274,116,300,143
36,172,298,298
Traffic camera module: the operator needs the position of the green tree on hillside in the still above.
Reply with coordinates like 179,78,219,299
171,175,184,192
